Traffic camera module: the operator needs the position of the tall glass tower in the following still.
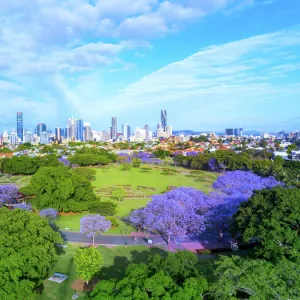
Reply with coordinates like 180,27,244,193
37,123,47,136
161,109,167,130
76,119,84,141
16,112,23,141
111,117,117,140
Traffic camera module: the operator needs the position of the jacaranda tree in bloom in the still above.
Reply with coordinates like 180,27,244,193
206,171,283,240
40,208,58,220
0,184,19,206
13,203,32,211
130,187,208,244
80,215,111,246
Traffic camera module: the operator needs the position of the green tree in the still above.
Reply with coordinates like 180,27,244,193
231,187,300,262
29,166,97,212
3,155,38,175
89,201,117,215
0,147,12,153
0,208,62,299
111,189,127,203
132,158,142,168
74,247,104,285
287,144,297,158
211,256,300,300
72,167,97,181
122,162,132,171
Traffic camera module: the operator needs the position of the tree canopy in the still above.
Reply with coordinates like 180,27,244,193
231,187,300,262
0,208,62,299
29,166,97,212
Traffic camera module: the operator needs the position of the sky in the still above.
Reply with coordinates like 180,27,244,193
0,0,299,133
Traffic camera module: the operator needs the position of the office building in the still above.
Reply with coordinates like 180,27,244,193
9,130,18,145
161,110,167,130
76,119,84,141
145,125,150,140
111,117,117,140
166,125,173,137
122,123,130,140
55,127,62,142
16,112,23,141
134,127,146,140
37,123,47,136
40,132,49,145
225,128,234,136
67,118,76,140
84,122,92,141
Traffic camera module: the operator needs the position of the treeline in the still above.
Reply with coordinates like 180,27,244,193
0,154,62,175
174,149,300,186
68,147,117,166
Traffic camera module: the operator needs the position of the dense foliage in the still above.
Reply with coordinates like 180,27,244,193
211,256,300,299
72,167,97,181
231,187,300,262
1,154,62,175
91,250,208,299
29,166,97,212
88,201,117,215
0,208,62,299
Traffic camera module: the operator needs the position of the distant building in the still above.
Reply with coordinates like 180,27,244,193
226,128,243,137
122,123,130,140
225,128,234,136
10,130,18,145
145,125,150,140
40,132,49,145
84,122,92,141
16,112,23,141
55,127,62,142
67,118,76,140
111,117,117,140
166,125,173,137
76,119,84,141
161,110,167,130
37,123,47,137
134,127,146,140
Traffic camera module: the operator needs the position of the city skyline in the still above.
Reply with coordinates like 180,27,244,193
0,1,299,132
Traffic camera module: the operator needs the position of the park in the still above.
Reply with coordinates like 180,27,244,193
0,151,299,299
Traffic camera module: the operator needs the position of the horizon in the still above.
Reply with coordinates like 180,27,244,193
0,0,299,133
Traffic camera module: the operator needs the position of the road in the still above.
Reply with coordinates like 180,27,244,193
61,231,167,245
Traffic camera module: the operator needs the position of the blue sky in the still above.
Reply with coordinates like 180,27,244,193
0,0,299,133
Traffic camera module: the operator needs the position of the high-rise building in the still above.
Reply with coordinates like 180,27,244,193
76,119,84,141
166,125,173,137
225,128,234,136
40,132,49,145
145,125,150,140
111,117,117,140
55,127,62,142
67,118,76,140
134,127,146,140
122,123,131,140
161,110,167,130
37,123,47,136
16,112,23,141
84,122,92,141
10,130,18,145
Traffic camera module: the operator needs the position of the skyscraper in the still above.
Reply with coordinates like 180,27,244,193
37,123,47,136
111,117,117,140
76,119,84,141
16,112,23,141
161,110,167,130
84,122,92,141
145,125,150,140
122,123,131,140
55,127,62,142
67,118,76,141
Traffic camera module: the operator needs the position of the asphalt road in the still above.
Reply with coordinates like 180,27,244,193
60,231,167,245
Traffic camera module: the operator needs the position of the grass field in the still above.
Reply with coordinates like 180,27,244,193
0,174,31,188
56,165,218,232
38,244,217,300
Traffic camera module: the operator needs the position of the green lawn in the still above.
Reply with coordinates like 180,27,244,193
0,174,31,188
38,244,217,300
56,165,218,232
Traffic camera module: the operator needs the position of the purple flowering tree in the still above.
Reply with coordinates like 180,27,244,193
208,158,220,172
128,208,147,233
130,187,208,244
40,208,58,220
58,157,71,167
206,171,283,240
13,203,32,211
80,215,111,246
0,184,19,206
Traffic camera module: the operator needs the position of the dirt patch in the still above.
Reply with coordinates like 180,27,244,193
59,212,81,216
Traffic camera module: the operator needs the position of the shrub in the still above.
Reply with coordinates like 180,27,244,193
106,216,119,227
197,249,211,255
89,201,117,216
